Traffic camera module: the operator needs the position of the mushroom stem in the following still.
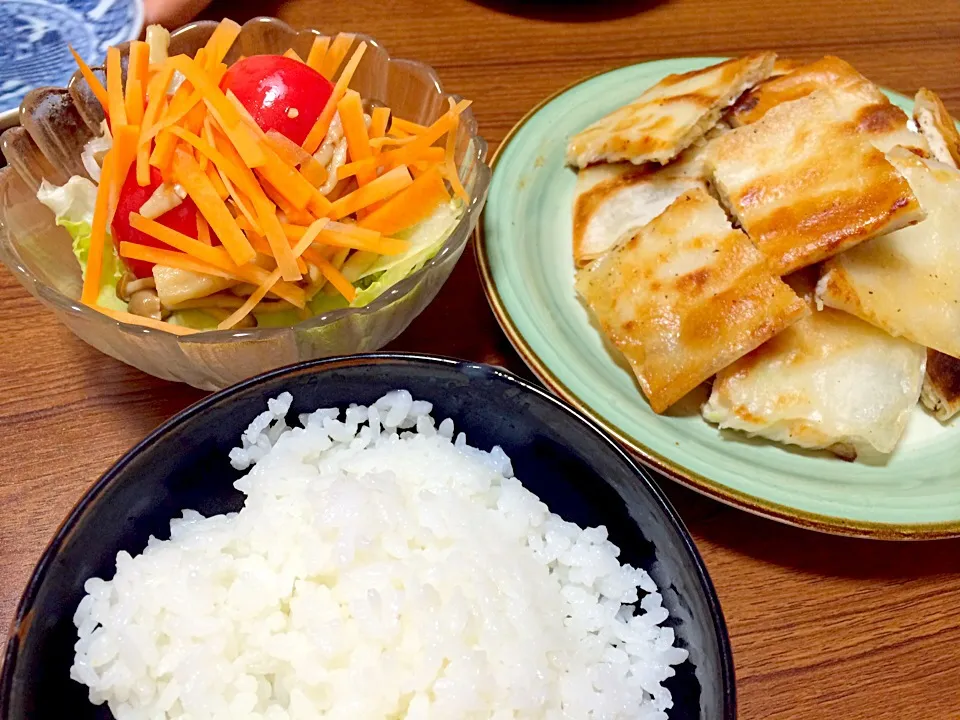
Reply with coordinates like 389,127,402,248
116,271,157,302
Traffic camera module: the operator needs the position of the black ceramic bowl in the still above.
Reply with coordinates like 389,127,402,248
1,354,735,719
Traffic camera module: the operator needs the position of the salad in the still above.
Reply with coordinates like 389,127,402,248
37,20,471,333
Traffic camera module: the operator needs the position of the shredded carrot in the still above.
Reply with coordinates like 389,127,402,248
124,41,149,125
106,124,140,227
257,204,303,281
126,41,149,93
444,110,468,202
416,147,446,164
258,176,314,224
320,33,356,80
359,165,449,236
372,145,443,173
144,90,204,142
379,100,471,169
97,307,199,335
119,241,238,279
149,129,179,175
168,55,266,168
137,207,296,280
118,240,305,308
196,137,209,171
218,268,282,329
244,229,274,257
207,161,230,200
330,165,413,219
388,125,412,138
322,227,408,255
167,125,265,206
202,116,221,156
81,148,115,305
370,135,417,149
164,58,201,114
235,217,304,277
390,117,428,135
135,142,153,187
124,79,145,127
197,118,263,235
337,157,377,181
202,19,241,68
225,182,263,236
129,41,151,84
196,213,212,245
256,147,321,211
285,224,409,255
369,107,391,139
324,220,382,239
234,268,305,308
277,223,310,240
303,42,367,153
223,88,260,130
105,46,127,128
172,149,256,265
218,226,319,328
69,46,108,110
283,219,393,243
301,156,328,187
283,48,304,62
176,89,210,129
277,219,318,274
137,66,174,185
205,122,271,234
307,191,333,218
338,90,375,185
263,130,308,167
262,129,327,188
129,213,231,268
112,124,141,189
301,246,356,301
306,36,330,73
294,218,329,249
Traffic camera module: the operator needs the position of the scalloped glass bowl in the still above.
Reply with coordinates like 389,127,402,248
0,17,490,390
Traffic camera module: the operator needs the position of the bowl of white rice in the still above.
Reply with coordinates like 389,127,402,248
1,354,734,719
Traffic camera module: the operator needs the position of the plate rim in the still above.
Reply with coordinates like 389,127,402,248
474,58,960,541
0,0,145,119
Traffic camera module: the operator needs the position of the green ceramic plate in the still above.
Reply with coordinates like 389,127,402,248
477,57,960,539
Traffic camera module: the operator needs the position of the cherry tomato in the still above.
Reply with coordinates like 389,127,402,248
112,165,206,278
220,55,334,145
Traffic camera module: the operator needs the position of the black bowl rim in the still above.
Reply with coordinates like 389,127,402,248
1,352,736,718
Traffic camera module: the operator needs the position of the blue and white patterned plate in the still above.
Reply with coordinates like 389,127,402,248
0,0,143,129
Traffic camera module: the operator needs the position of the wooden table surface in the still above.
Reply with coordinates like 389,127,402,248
2,0,960,717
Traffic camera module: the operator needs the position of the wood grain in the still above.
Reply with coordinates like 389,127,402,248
2,0,960,717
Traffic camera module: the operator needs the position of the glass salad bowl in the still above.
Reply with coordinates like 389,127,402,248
0,17,490,390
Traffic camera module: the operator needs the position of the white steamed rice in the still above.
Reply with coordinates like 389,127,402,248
71,391,688,719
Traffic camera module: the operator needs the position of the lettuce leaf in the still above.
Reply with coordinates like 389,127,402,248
254,309,303,328
307,292,349,316
37,176,97,225
350,200,463,307
37,176,127,311
167,309,220,330
59,219,128,312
